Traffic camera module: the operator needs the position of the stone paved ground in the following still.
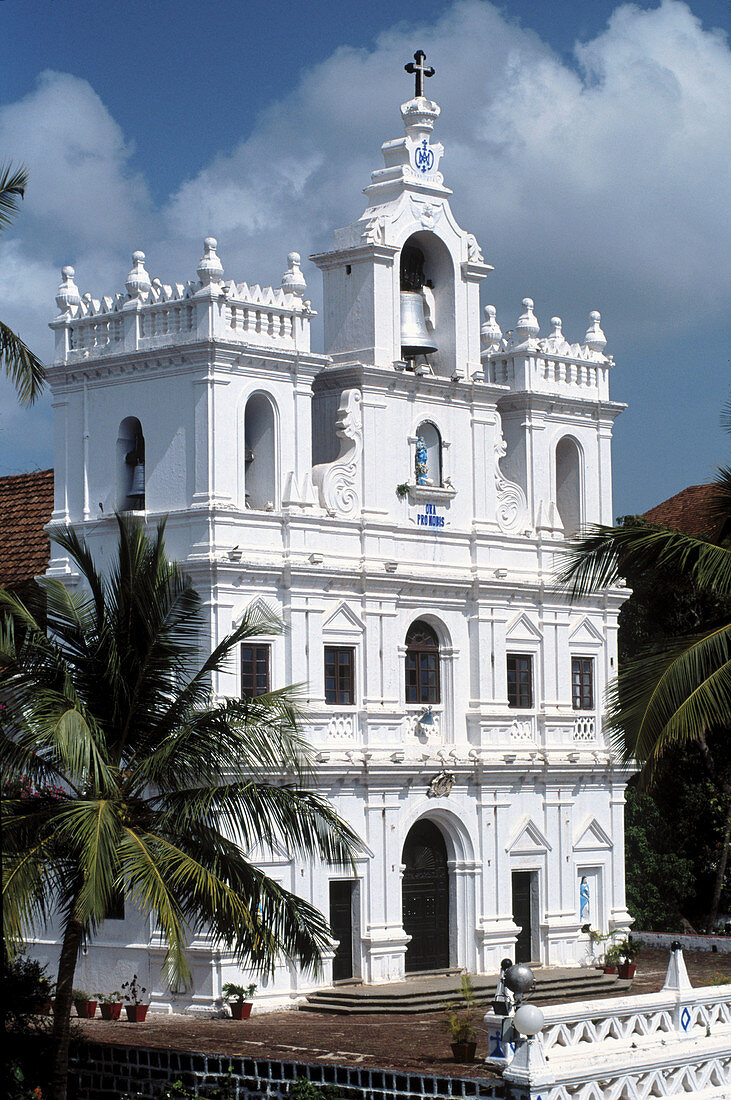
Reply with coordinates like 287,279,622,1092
71,949,731,1080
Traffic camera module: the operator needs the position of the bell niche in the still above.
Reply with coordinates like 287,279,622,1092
399,242,437,361
398,231,455,377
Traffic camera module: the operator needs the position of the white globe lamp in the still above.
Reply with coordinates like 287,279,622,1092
513,1003,544,1037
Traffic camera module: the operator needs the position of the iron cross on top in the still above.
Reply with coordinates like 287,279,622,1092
405,50,435,98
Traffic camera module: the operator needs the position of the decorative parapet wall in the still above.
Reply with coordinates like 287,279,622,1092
49,241,315,365
492,949,731,1099
480,299,614,401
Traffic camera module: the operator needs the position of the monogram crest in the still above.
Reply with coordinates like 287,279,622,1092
414,138,435,174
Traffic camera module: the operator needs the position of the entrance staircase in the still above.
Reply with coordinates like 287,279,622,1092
300,967,631,1015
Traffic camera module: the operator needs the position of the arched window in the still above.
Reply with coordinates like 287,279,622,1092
415,422,442,487
405,620,441,704
244,393,276,510
556,436,582,538
117,417,145,511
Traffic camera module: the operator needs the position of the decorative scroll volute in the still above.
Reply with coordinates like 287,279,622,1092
312,389,363,518
494,411,529,535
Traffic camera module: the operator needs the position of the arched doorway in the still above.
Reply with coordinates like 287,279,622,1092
402,819,449,973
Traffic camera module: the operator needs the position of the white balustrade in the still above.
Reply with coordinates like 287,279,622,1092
493,950,731,1099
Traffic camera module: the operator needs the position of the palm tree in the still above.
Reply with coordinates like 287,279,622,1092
559,457,731,932
1,163,45,404
1,515,362,1100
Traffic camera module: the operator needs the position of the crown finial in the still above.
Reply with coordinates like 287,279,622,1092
55,265,80,313
481,304,502,351
126,251,151,299
281,251,307,298
197,237,224,286
584,309,607,354
515,297,540,344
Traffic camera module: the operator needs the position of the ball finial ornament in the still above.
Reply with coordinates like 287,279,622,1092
56,266,80,313
584,309,607,354
126,251,151,299
197,237,224,285
281,251,307,298
481,304,502,351
504,963,536,995
515,297,540,344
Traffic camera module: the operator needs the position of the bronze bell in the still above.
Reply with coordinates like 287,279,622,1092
400,291,437,358
128,461,145,498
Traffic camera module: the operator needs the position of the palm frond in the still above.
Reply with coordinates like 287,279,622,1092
558,520,731,599
606,621,731,775
0,321,45,405
0,163,28,230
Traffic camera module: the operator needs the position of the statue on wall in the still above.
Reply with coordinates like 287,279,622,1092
415,436,428,485
579,876,590,922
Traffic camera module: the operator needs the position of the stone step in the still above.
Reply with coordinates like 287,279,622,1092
300,970,631,1015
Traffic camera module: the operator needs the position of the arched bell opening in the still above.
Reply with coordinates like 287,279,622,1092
244,393,277,510
398,232,455,376
401,819,450,973
117,416,145,511
555,436,583,538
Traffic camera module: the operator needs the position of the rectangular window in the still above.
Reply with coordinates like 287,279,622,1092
105,888,125,922
241,644,271,699
324,646,355,706
507,654,533,709
572,657,594,711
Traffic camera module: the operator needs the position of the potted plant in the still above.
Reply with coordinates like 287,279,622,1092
72,988,98,1018
222,981,257,1020
616,938,641,980
35,974,55,1015
444,974,478,1062
603,942,623,975
98,990,123,1020
121,975,150,1022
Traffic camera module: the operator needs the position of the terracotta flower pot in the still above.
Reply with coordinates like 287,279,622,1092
36,1001,52,1015
229,1002,253,1020
603,965,617,975
124,1004,150,1022
74,1000,98,1018
451,1041,477,1063
100,1002,123,1020
618,963,636,980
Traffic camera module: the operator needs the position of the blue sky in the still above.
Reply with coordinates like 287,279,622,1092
1,0,729,517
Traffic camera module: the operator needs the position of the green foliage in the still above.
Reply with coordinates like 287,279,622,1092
123,1066,238,1100
0,163,45,405
71,989,91,1002
1,515,363,1100
97,989,122,1003
2,952,55,1016
288,1078,344,1100
444,973,478,1043
1,951,56,1100
396,483,410,499
221,980,257,1004
624,783,695,930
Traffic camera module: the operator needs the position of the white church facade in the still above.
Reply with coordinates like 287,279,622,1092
39,59,632,1011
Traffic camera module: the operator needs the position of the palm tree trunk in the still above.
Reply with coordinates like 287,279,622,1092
706,785,731,934
51,914,84,1100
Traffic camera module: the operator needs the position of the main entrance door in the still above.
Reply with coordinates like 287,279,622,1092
329,881,354,982
512,870,539,963
402,820,450,973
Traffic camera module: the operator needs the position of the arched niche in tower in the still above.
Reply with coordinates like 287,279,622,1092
116,416,145,512
244,392,277,510
415,421,442,486
398,231,455,377
555,436,583,538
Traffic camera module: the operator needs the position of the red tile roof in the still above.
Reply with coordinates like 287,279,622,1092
0,469,54,591
643,483,717,538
